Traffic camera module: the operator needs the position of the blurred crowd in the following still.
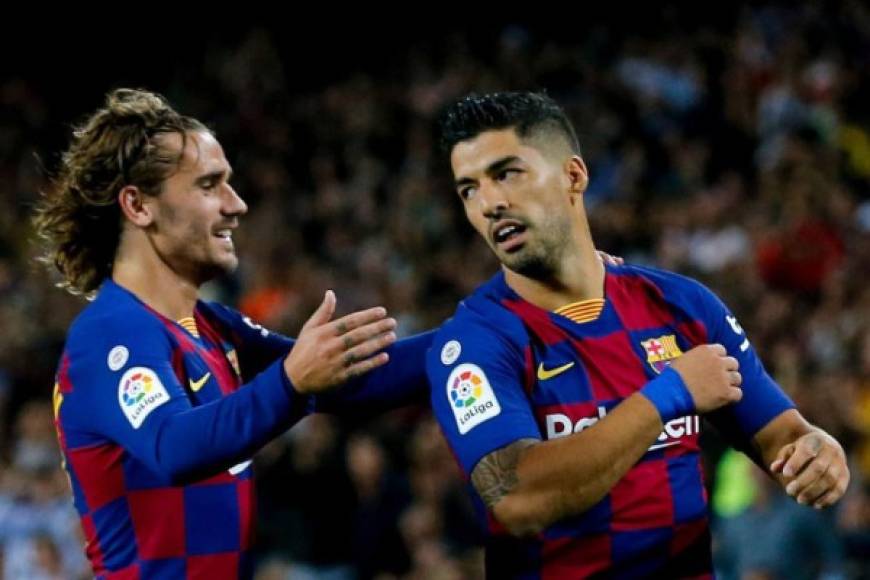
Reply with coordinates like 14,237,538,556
1,4,869,578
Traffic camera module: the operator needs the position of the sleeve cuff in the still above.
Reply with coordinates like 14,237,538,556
264,358,311,419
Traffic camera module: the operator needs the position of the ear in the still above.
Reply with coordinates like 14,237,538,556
565,155,589,197
118,185,154,227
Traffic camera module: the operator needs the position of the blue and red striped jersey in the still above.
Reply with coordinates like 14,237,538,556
54,280,431,579
427,264,794,579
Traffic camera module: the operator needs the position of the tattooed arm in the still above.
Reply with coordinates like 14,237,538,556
431,310,741,537
470,393,666,537
472,438,537,509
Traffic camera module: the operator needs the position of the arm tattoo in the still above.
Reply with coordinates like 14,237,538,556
472,438,538,509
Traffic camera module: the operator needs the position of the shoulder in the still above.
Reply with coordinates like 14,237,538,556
198,300,237,323
441,274,529,342
427,296,531,392
65,286,172,364
200,300,276,337
611,263,726,319
432,295,529,356
615,263,715,301
59,287,177,431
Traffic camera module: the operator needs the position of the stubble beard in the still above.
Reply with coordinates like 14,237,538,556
501,217,571,281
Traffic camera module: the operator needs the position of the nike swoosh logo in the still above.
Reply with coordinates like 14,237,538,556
189,372,211,392
537,362,575,381
229,459,252,475
648,441,681,451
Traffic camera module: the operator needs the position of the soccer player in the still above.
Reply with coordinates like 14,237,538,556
34,88,430,579
428,92,850,578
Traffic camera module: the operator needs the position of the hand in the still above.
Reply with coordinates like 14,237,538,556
669,344,742,413
284,290,397,394
770,430,849,509
596,250,624,266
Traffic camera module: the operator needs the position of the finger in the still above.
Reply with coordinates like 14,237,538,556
330,306,388,337
727,386,743,403
788,458,832,504
782,435,823,478
723,356,739,371
338,318,397,350
770,443,796,474
343,331,397,365
812,473,849,509
729,370,742,387
708,343,727,357
812,488,837,510
302,290,337,331
343,351,391,380
798,463,846,507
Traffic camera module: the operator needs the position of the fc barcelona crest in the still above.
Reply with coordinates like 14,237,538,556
641,335,683,374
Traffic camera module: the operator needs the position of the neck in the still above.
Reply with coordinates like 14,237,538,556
112,233,199,321
504,231,605,311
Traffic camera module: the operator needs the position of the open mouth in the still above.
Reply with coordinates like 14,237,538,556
213,228,234,247
492,221,528,252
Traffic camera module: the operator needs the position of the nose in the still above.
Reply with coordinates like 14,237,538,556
222,184,248,216
477,181,509,219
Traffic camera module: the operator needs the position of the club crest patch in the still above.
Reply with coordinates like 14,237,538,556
641,335,684,374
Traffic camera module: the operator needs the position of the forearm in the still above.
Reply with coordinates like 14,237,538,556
152,359,306,483
752,409,814,475
493,393,664,536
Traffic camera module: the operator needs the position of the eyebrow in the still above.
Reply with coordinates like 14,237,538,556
454,155,521,188
195,167,233,186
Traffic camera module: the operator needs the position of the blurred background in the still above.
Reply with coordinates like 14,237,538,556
1,3,869,578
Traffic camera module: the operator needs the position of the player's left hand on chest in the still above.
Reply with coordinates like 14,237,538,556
770,431,850,509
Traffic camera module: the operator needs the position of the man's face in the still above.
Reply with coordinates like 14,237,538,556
146,131,247,284
450,128,582,279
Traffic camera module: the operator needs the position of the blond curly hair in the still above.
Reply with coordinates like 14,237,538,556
33,88,210,296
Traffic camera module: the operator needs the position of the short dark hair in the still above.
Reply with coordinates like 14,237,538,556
438,91,580,155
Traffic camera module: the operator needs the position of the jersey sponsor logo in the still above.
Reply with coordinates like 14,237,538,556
447,363,501,434
107,345,129,371
537,361,575,381
441,340,462,365
727,315,751,352
641,334,683,374
545,405,700,450
189,372,211,392
118,367,170,429
726,315,744,335
242,316,270,338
